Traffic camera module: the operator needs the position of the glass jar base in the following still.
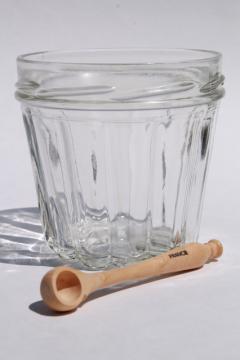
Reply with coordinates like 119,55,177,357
48,235,175,271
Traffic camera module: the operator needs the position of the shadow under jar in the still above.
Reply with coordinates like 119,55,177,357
16,49,225,270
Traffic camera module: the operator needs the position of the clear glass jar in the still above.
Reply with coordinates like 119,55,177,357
16,49,224,270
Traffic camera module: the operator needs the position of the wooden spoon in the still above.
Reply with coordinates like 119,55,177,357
40,239,223,312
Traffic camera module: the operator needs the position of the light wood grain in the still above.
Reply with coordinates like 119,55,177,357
40,239,223,312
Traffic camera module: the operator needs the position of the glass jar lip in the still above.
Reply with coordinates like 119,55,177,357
17,48,221,67
16,48,224,110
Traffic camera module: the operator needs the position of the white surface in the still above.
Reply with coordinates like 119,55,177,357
0,1,240,359
1,232,239,360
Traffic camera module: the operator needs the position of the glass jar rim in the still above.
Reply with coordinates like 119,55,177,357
16,48,224,110
17,48,221,67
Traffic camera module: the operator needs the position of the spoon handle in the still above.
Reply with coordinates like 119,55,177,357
98,240,223,289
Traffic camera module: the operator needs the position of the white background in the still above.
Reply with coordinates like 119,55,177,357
0,0,239,232
0,1,239,359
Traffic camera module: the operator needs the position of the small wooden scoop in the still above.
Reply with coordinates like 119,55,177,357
40,240,223,312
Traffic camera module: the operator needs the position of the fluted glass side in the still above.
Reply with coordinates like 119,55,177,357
22,103,218,269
